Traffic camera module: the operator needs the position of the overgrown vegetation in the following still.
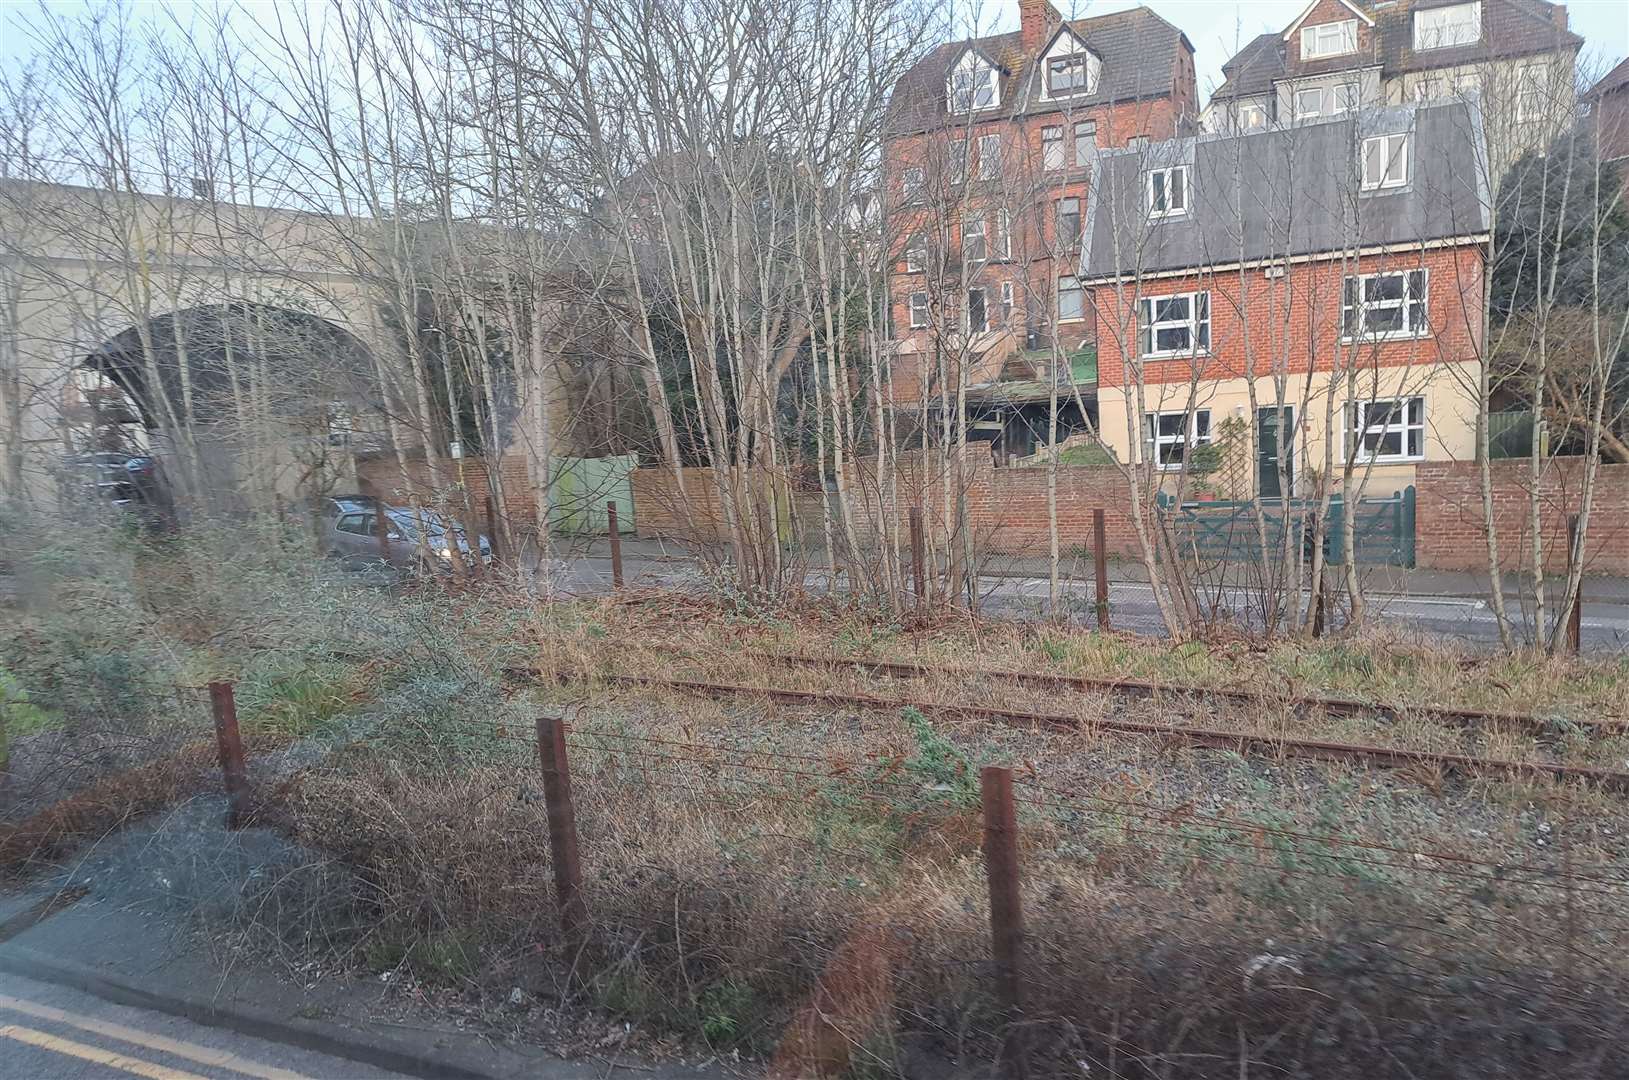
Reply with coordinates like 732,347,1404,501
4,515,1628,1076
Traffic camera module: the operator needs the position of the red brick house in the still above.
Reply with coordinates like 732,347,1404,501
1586,57,1629,178
881,1,1196,459
1082,97,1492,497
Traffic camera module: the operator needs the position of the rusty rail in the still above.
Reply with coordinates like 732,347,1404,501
732,651,1628,740
581,674,1629,793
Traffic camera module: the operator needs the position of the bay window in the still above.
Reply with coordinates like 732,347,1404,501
1137,291,1210,357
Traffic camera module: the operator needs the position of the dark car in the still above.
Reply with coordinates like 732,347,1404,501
66,452,177,532
322,495,492,572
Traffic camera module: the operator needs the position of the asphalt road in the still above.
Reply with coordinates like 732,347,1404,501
0,973,405,1080
542,554,1629,651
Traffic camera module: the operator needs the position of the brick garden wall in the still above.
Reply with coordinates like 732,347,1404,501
1413,460,1629,575
630,457,1145,557
355,453,537,542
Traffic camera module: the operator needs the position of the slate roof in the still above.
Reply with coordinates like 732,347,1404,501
1587,56,1629,101
1081,98,1491,282
885,6,1189,137
1209,0,1580,103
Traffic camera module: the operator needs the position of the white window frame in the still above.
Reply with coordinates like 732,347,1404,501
1361,133,1409,191
1332,83,1360,113
1301,20,1357,60
949,142,966,186
1042,126,1065,171
1074,121,1096,167
993,208,1011,260
999,281,1014,323
1058,276,1085,322
1238,103,1267,132
1413,2,1480,52
1342,269,1429,341
978,133,1001,179
1146,165,1189,218
908,292,930,329
902,166,924,202
903,236,926,273
1143,409,1213,470
948,56,997,113
963,214,988,263
967,287,990,334
1137,291,1211,357
1345,396,1426,463
1295,86,1326,119
1047,54,1093,97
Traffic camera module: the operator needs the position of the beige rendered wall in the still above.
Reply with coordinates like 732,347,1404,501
1094,359,1481,497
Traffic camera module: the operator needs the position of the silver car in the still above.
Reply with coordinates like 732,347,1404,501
324,495,492,572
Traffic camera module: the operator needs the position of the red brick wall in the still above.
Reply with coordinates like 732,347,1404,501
355,453,538,540
1094,246,1486,388
633,456,1143,557
1414,459,1629,574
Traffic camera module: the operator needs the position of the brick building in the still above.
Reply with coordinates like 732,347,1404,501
880,1,1196,459
1586,57,1629,177
1082,97,1491,497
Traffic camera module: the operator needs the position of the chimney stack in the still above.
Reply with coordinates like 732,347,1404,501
1019,0,1063,54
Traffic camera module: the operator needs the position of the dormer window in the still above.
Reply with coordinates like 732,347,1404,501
948,52,998,113
1301,20,1357,60
1414,2,1480,51
1041,31,1100,100
1048,55,1091,95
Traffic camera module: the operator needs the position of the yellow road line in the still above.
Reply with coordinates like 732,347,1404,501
0,1022,212,1080
0,993,308,1080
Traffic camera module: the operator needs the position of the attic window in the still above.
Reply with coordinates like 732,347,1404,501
1048,55,1093,96
1414,2,1481,51
1301,20,1357,60
948,56,997,112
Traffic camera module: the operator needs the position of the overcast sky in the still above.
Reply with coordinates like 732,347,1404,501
1062,1,1629,99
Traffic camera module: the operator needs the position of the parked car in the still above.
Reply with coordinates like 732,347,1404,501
65,452,177,532
322,495,492,572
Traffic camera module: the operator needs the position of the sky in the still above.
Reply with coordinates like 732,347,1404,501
2,0,1625,110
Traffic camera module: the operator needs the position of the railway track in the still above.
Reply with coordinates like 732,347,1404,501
640,647,1628,740
557,671,1629,794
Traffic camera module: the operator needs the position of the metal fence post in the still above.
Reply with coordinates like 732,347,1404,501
607,502,625,588
537,715,586,954
909,506,926,604
1567,514,1583,656
209,681,249,830
981,765,1029,1079
1093,508,1110,632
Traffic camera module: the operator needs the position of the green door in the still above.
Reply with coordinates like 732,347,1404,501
547,455,637,535
1257,406,1294,499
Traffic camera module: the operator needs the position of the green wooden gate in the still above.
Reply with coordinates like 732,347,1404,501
1158,487,1414,567
547,454,637,536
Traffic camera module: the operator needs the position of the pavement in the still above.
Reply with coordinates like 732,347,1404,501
0,800,735,1080
529,536,1629,652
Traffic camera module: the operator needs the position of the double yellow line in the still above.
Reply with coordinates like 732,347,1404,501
0,992,309,1079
